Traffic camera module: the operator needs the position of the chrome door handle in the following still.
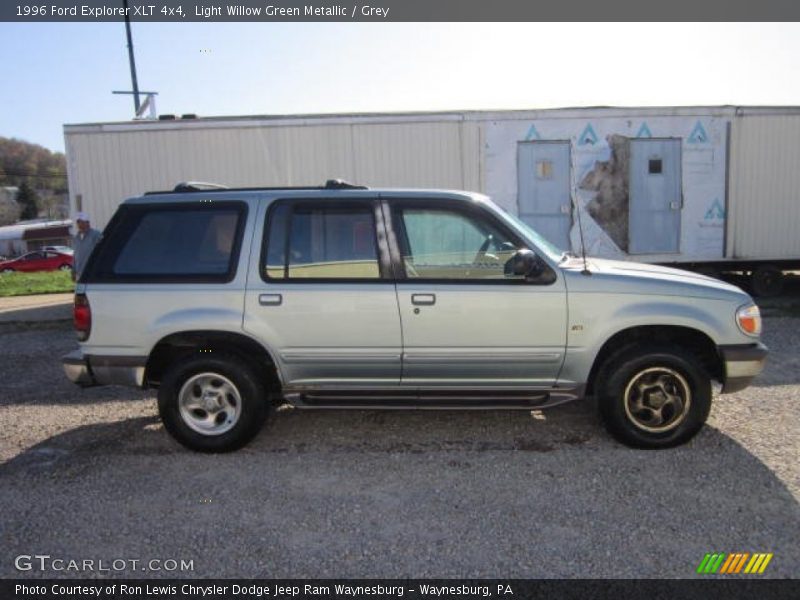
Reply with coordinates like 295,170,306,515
259,293,282,306
411,294,436,306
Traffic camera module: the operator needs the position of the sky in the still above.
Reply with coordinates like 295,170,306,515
1,22,799,153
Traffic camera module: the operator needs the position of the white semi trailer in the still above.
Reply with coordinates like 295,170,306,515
64,105,800,295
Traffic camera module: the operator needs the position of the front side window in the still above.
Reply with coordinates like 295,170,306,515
104,203,245,281
265,203,380,280
396,207,521,280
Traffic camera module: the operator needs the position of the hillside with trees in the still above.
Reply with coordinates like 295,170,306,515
0,136,68,225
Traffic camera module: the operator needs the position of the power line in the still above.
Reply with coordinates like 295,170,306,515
0,170,67,179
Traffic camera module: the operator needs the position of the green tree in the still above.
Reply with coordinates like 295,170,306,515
16,181,39,220
0,137,66,193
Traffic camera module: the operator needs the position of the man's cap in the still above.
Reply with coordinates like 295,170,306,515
74,212,90,222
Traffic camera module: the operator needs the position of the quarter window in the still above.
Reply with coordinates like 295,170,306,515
110,205,243,279
265,204,380,280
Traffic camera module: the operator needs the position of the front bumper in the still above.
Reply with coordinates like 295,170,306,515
62,350,147,388
719,342,768,394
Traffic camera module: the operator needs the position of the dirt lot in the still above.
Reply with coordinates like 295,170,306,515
0,307,798,579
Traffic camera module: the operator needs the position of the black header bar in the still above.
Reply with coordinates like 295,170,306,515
3,579,799,600
3,0,800,22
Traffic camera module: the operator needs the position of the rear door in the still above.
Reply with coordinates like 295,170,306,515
243,195,402,388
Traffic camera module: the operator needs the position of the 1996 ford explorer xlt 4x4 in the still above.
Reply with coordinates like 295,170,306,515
62,181,768,452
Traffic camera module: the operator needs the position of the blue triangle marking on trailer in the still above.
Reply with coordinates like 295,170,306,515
636,123,652,138
524,124,541,141
578,123,598,146
704,198,726,219
688,121,709,143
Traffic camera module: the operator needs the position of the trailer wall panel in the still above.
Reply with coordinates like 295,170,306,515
728,115,800,259
65,120,479,229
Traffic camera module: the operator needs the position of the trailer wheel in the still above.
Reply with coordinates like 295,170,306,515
751,264,784,297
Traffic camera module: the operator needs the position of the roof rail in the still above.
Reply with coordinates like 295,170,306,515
324,179,367,190
143,180,368,195
173,181,229,193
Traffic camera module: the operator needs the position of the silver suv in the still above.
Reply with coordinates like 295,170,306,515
62,181,768,452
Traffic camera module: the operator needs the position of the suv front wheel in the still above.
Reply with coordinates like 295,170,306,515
158,353,271,452
596,344,712,448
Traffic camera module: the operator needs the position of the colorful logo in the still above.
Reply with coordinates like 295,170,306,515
524,124,541,141
704,198,726,219
636,122,653,138
578,123,598,146
688,121,709,143
697,552,773,574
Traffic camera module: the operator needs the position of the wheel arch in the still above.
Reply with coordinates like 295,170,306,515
585,325,723,397
144,330,283,391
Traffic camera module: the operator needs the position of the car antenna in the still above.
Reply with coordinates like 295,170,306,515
573,192,591,276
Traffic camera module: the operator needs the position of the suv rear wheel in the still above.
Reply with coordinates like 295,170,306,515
596,344,712,448
158,353,271,452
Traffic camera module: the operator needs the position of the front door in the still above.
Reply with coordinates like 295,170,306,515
629,138,682,254
386,197,568,388
517,141,572,251
243,196,402,388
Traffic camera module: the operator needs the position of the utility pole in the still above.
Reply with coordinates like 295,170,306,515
122,0,140,113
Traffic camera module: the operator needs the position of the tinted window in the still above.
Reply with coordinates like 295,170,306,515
265,204,380,280
398,208,520,280
110,206,243,279
265,204,290,279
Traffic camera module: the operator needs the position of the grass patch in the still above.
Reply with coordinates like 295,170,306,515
0,271,75,297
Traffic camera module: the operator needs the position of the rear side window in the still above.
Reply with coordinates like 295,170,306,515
264,202,381,280
87,202,247,283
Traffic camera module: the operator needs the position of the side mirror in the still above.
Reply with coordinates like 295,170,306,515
505,249,544,278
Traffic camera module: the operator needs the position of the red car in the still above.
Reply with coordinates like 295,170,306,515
0,250,73,273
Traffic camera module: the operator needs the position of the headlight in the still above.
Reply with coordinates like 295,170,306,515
736,304,762,337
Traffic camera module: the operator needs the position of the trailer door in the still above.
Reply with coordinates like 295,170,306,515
517,141,572,251
629,138,682,254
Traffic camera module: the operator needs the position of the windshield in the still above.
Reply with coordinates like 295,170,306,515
486,201,564,262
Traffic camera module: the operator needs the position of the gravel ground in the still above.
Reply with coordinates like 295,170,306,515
0,316,797,579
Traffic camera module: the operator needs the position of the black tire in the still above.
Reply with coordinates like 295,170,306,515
158,353,271,452
1,268,14,274
596,344,712,449
750,265,784,297
59,263,73,271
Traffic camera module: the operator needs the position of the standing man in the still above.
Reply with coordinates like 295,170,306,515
72,212,101,282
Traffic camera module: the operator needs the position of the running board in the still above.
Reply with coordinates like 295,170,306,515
283,389,580,410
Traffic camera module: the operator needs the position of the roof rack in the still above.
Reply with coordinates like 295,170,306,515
144,179,367,195
323,179,366,190
173,181,229,193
